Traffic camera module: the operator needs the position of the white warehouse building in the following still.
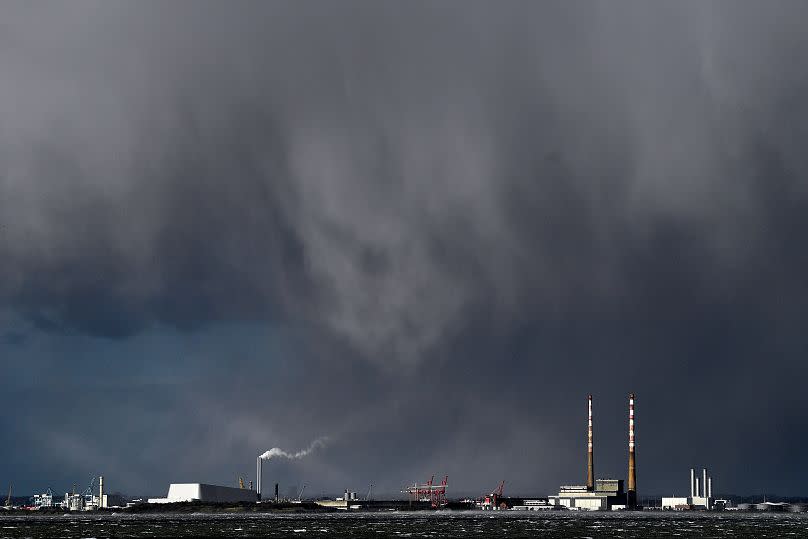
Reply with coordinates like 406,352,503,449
148,483,256,504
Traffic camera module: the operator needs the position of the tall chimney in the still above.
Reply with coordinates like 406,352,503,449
256,457,262,500
587,395,594,491
708,476,712,499
703,469,708,508
99,476,104,509
274,483,279,502
627,393,637,509
690,468,695,498
696,477,700,497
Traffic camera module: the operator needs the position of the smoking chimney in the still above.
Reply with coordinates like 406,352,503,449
587,395,594,491
627,393,637,509
256,457,262,500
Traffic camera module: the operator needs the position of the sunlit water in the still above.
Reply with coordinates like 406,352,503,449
1,511,807,538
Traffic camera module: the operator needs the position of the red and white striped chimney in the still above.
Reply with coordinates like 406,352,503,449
587,395,594,490
627,393,637,508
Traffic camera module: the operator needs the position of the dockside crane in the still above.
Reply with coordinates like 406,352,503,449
297,483,306,502
79,476,98,508
81,477,97,499
483,480,505,510
365,484,373,501
5,484,11,507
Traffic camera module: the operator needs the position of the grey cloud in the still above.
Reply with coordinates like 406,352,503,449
2,1,808,496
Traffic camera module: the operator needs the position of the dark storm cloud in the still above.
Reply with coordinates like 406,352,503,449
2,1,808,496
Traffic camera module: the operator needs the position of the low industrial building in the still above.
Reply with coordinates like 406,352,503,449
660,496,691,510
148,483,257,504
510,499,556,511
32,490,54,509
548,479,627,510
314,498,433,511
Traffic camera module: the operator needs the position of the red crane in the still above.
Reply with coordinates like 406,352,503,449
403,475,449,508
482,481,505,510
433,476,448,508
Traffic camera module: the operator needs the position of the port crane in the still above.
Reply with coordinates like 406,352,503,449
403,475,448,508
80,477,98,507
365,484,373,501
5,484,11,507
297,483,306,502
481,480,505,510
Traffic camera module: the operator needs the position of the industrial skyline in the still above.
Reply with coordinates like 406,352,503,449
2,1,808,498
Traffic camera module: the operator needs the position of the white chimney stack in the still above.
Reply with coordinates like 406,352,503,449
703,469,707,496
256,456,262,500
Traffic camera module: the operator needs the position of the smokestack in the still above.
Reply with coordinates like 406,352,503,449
256,457,262,500
703,469,708,508
627,393,637,509
587,395,594,491
708,476,712,499
696,477,700,497
274,483,279,502
690,469,695,498
99,476,104,509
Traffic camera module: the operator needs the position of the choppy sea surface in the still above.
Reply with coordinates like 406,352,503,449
1,511,808,538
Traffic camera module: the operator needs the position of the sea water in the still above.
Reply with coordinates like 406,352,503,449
1,511,807,538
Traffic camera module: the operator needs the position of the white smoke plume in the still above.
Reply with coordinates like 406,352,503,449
258,437,328,461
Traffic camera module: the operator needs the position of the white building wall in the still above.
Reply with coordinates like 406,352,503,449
692,495,709,508
548,495,609,510
575,497,606,510
149,484,256,504
168,483,203,502
662,497,690,509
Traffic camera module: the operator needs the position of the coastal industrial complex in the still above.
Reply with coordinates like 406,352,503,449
6,392,805,513
661,468,721,510
548,394,637,510
19,476,124,511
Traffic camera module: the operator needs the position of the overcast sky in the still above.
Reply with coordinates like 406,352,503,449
2,1,808,499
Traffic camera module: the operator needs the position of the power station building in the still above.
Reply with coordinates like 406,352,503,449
661,468,714,510
148,483,257,504
548,394,638,510
548,479,626,510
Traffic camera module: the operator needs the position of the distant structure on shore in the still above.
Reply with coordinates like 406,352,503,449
17,389,808,514
548,394,638,510
28,475,123,511
148,483,256,504
661,468,717,510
